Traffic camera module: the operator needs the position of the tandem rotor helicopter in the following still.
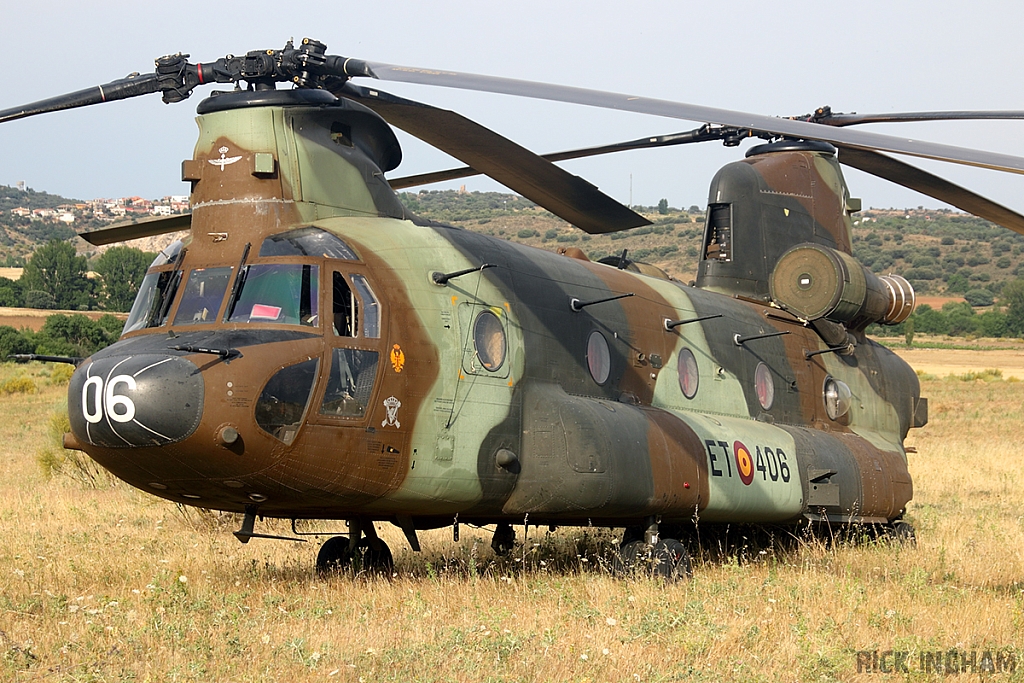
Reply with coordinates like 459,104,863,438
5,38,1024,578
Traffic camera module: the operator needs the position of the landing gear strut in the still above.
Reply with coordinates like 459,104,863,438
491,523,516,556
316,519,394,576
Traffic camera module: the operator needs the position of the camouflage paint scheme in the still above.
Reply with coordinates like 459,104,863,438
66,92,923,542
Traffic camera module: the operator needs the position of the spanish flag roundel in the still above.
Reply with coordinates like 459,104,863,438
734,440,754,485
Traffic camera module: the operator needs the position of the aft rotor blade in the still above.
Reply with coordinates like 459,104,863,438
362,62,1024,175
78,213,191,246
339,84,650,233
836,146,1024,235
390,128,714,190
0,73,161,124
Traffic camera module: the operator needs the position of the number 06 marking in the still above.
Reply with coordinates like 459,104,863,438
82,374,137,424
82,376,103,424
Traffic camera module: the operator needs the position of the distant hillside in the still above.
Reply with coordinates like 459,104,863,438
0,185,84,263
400,190,704,282
402,190,1024,296
5,185,1024,299
0,184,83,212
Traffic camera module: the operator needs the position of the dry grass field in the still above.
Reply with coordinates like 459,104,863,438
892,339,1024,381
1,354,1022,682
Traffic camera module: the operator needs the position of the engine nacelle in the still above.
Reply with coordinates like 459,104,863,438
769,242,915,328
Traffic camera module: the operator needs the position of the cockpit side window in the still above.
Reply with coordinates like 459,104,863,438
333,272,355,336
351,274,380,338
320,348,379,418
122,240,186,334
123,269,181,334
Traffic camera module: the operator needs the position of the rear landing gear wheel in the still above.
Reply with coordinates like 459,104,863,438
887,521,916,546
316,535,394,576
613,538,691,581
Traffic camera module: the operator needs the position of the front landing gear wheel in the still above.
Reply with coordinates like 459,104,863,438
316,536,394,576
613,538,691,581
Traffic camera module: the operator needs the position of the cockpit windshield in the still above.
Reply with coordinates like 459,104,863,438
225,263,319,326
173,267,233,326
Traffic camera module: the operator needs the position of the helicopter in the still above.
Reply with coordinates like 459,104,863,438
5,38,1024,579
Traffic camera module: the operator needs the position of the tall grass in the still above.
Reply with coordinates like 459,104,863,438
0,364,1021,681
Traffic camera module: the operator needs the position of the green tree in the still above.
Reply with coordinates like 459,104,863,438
976,310,1008,337
20,240,92,310
0,325,32,359
911,304,949,335
942,301,978,336
945,273,969,294
657,198,669,215
964,289,995,307
1001,278,1024,336
0,276,22,307
95,246,153,312
33,313,120,357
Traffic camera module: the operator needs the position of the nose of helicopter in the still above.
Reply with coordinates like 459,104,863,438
68,352,205,448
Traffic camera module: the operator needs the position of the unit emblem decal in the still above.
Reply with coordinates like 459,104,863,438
390,344,405,373
208,146,242,171
382,396,402,428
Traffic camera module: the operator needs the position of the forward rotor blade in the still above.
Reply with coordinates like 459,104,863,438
362,62,1024,175
390,128,714,190
78,213,191,246
338,84,650,233
817,110,1024,127
836,146,1024,235
0,73,161,124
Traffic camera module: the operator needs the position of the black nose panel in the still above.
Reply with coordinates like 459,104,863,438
69,355,204,448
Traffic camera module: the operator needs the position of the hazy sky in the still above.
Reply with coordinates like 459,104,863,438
3,0,1024,214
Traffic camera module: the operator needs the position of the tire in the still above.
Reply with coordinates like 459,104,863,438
613,538,691,581
651,538,692,580
888,521,917,546
619,526,645,548
316,536,394,576
316,535,351,576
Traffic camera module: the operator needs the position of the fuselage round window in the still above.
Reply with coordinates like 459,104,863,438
473,310,506,371
823,376,853,420
677,347,699,399
755,362,775,410
587,331,611,385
